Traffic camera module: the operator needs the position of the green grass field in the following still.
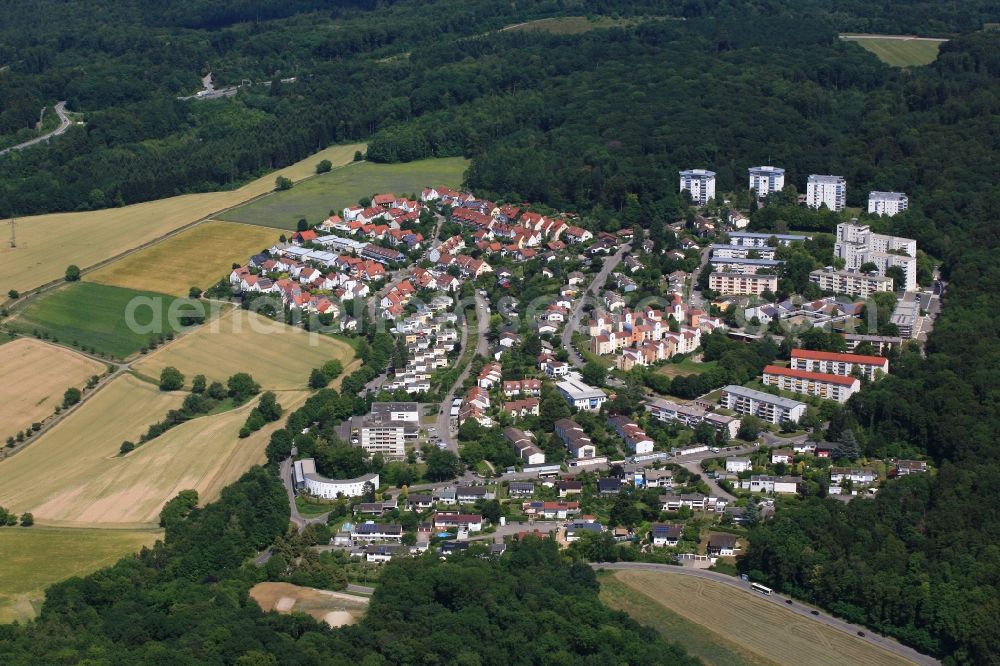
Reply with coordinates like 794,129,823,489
219,157,468,229
657,358,717,378
602,570,912,666
841,35,945,67
0,526,161,622
9,282,220,359
600,573,770,666
501,15,665,35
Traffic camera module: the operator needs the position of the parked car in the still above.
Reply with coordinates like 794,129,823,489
811,610,819,616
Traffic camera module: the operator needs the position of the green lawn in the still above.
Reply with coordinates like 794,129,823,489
841,35,945,67
9,282,214,359
0,526,161,623
219,157,469,230
599,574,772,666
501,15,672,35
295,496,334,517
657,358,717,378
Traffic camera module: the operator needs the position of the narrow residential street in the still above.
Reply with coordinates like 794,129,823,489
563,243,630,370
434,293,489,453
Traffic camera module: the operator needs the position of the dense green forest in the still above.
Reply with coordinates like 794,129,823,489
1,0,999,663
0,468,697,665
0,0,996,214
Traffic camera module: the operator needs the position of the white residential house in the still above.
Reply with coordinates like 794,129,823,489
725,457,752,473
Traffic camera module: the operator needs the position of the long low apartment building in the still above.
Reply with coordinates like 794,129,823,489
555,418,597,459
293,459,378,499
504,426,546,465
727,231,809,247
790,348,889,381
709,271,778,296
646,397,739,439
810,266,893,298
842,334,903,355
762,365,861,403
710,244,776,260
720,385,807,424
709,257,782,275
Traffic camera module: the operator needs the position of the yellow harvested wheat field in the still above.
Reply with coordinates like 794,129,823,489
0,371,309,526
87,220,279,296
133,309,357,391
0,526,162,623
0,338,106,442
0,374,183,526
608,571,911,666
0,142,364,296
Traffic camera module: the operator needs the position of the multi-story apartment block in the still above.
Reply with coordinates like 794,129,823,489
720,385,807,424
748,166,785,197
709,272,778,296
834,222,917,290
867,191,908,217
358,402,420,458
809,266,894,298
762,365,861,403
679,169,716,205
790,348,889,381
806,174,846,211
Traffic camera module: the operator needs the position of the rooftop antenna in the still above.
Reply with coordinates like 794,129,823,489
8,218,15,248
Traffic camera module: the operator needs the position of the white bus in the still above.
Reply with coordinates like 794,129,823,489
750,582,773,596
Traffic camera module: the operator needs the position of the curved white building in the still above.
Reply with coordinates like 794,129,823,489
293,458,378,498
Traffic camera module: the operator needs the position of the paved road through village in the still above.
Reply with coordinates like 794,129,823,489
563,243,630,370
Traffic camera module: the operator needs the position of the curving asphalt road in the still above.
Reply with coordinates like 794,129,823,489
0,101,72,156
434,293,489,453
563,243,630,370
593,562,939,666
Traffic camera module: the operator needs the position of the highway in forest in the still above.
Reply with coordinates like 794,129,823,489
0,101,72,156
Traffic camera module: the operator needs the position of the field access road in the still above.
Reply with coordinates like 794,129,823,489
0,102,72,157
592,562,940,666
434,293,489,453
563,243,630,370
